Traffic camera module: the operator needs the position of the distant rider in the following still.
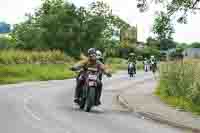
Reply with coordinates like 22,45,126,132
128,53,137,74
150,55,157,71
143,57,149,72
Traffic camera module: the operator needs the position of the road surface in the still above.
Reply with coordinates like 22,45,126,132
0,72,186,133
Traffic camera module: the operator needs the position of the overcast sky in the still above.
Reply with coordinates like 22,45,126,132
0,0,200,43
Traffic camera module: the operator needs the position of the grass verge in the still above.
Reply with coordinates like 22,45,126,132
0,64,75,84
0,58,143,85
155,86,200,115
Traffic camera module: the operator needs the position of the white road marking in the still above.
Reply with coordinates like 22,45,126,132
24,95,72,133
24,96,41,121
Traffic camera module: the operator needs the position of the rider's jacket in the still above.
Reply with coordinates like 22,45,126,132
143,60,149,65
150,58,157,64
73,58,109,75
128,57,136,64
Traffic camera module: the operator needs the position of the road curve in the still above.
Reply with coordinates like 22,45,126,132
0,72,186,133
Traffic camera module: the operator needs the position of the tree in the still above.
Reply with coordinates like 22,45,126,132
0,37,14,49
11,0,128,57
153,11,174,40
137,0,200,44
160,39,176,51
137,0,200,23
136,47,160,58
146,37,160,48
189,42,200,48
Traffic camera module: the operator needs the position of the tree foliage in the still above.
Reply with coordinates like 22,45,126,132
146,37,160,48
188,42,200,48
153,12,174,40
137,0,200,20
11,0,128,57
0,37,14,49
160,38,176,50
137,0,200,41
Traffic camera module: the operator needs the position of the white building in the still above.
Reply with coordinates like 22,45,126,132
183,48,200,58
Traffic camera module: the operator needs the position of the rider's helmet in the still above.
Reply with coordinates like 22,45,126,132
129,53,135,57
96,50,103,60
88,48,96,61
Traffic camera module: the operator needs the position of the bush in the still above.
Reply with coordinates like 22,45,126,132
188,42,200,48
0,37,14,49
136,47,161,59
106,57,127,72
136,61,144,70
157,60,200,114
0,50,74,64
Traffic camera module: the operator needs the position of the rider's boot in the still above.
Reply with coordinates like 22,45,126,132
134,66,136,74
74,76,83,104
128,67,130,74
74,86,81,104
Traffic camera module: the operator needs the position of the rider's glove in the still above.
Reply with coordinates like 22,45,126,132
106,73,112,77
70,67,76,71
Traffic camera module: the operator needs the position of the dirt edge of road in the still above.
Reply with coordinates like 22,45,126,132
116,92,200,133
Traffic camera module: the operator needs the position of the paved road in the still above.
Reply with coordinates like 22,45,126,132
0,72,186,133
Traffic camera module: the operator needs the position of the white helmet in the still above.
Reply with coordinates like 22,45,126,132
96,50,102,59
151,55,154,58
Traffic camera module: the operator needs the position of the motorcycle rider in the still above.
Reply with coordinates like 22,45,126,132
72,48,111,105
143,57,149,72
150,55,157,71
128,53,137,74
95,50,104,105
96,50,104,64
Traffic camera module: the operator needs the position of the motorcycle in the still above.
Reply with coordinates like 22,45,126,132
128,63,135,77
150,61,157,74
80,68,98,112
73,67,110,112
143,61,149,72
144,64,148,72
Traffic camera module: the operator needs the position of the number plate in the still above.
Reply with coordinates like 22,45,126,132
88,74,97,80
89,81,96,86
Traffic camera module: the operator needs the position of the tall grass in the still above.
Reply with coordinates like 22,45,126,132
157,60,200,114
0,50,73,64
0,64,75,84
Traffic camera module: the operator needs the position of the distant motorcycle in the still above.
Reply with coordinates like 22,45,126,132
144,64,148,72
128,63,135,77
143,60,149,72
150,61,157,74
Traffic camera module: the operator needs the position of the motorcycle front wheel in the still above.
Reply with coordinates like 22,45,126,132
79,98,85,109
85,87,96,112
